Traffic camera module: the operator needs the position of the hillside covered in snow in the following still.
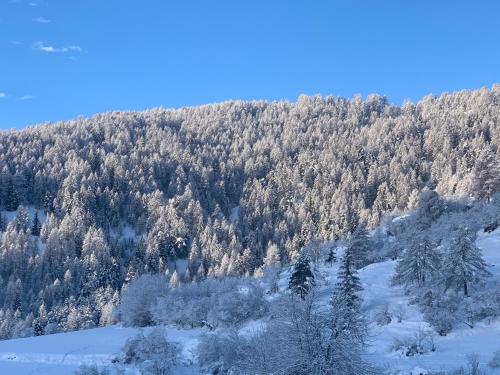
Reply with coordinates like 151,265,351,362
0,202,499,374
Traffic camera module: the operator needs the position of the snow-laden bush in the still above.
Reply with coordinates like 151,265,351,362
153,277,268,328
467,284,500,324
489,350,500,369
198,294,376,375
73,364,110,375
391,329,436,357
418,290,463,336
122,328,180,375
117,274,169,327
197,330,244,374
391,304,407,323
424,305,456,336
427,353,489,375
418,284,500,336
374,304,392,326
464,354,484,375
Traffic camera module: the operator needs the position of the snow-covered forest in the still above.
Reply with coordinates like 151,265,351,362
0,87,499,374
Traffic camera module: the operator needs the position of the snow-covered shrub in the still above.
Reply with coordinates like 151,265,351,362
386,214,415,238
207,281,267,326
122,328,180,375
73,365,110,375
488,350,500,369
197,330,244,374
198,294,376,375
427,353,488,375
392,304,407,323
419,291,462,336
153,277,268,328
424,305,456,336
391,329,436,357
416,189,446,228
421,287,500,335
468,285,500,324
117,274,169,327
374,304,392,326
464,354,484,375
257,266,281,294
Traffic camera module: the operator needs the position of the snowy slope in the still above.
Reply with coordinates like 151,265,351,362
0,325,205,375
0,326,136,374
0,229,499,374
365,228,500,374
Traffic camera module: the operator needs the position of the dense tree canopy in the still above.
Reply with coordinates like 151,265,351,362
0,87,499,339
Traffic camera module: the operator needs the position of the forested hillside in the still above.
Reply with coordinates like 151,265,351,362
0,87,499,340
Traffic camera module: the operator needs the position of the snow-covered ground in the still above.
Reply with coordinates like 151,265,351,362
0,325,204,374
365,228,500,374
0,229,499,374
0,326,137,374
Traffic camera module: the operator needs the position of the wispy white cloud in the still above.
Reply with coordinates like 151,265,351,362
0,93,7,98
33,41,82,53
20,94,35,100
33,16,50,23
9,0,46,5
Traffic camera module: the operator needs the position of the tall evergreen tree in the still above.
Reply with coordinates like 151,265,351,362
330,246,366,344
416,189,445,228
333,246,363,310
471,148,500,203
263,242,281,269
392,236,441,288
31,212,41,236
347,224,372,269
326,248,337,265
4,176,19,212
0,214,6,232
442,226,491,296
288,252,315,299
14,206,30,232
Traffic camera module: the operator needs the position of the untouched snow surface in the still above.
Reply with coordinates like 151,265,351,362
0,229,499,374
0,325,204,374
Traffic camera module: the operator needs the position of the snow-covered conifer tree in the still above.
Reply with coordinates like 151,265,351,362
288,252,315,299
326,248,336,265
169,270,180,288
31,212,41,236
392,236,441,288
416,189,445,227
263,242,281,269
471,148,500,203
442,226,491,296
333,246,363,311
347,224,372,269
14,205,30,232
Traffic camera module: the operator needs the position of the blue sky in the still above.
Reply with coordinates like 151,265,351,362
1,0,499,129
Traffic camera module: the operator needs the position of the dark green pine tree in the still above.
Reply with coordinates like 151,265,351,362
289,252,315,299
31,212,41,236
5,176,19,212
326,248,337,265
348,224,372,269
330,246,366,343
0,213,6,232
334,246,363,309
